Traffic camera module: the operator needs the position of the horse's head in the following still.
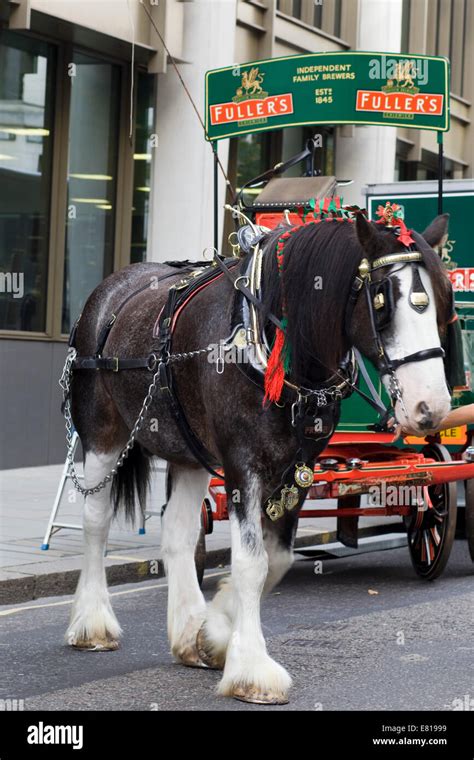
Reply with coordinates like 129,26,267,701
349,213,452,436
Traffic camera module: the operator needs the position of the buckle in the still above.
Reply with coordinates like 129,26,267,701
158,361,170,392
110,357,119,372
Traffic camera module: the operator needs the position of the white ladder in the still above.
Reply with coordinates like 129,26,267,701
42,434,164,549
41,431,83,550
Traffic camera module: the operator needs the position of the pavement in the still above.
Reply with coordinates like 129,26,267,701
0,459,401,605
1,541,473,712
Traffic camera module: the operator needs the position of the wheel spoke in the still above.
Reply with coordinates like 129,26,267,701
423,531,432,566
430,526,441,547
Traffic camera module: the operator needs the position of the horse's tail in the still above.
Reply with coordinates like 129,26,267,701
111,442,152,523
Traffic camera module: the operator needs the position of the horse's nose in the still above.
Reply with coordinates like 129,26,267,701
415,401,434,430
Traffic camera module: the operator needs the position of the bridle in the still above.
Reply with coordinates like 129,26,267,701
345,248,445,410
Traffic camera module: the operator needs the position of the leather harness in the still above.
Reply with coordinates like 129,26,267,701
67,235,446,516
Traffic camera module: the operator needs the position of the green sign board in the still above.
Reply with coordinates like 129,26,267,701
205,52,450,141
367,191,474,303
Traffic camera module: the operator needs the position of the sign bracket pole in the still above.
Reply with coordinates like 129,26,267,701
213,141,219,252
437,131,444,215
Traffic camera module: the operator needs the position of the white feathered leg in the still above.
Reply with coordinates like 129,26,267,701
162,465,210,667
263,519,295,594
66,449,121,651
196,510,295,673
201,473,292,703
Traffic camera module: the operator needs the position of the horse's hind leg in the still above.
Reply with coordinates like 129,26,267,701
162,464,210,667
66,448,122,651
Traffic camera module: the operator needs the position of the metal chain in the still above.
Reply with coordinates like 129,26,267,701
389,373,408,416
304,385,345,406
59,344,213,496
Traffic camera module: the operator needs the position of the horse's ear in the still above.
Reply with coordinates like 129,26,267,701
421,213,449,250
355,212,377,252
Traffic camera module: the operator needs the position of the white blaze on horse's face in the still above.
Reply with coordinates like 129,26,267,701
381,264,450,435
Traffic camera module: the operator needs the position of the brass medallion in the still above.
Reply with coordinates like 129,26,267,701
281,484,299,511
266,500,284,522
294,464,314,489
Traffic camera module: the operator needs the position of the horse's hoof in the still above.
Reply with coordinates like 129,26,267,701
232,684,289,705
196,624,225,670
175,646,209,669
69,636,119,652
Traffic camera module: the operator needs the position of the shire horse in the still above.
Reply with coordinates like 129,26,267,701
65,211,452,704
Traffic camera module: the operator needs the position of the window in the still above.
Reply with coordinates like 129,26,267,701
131,72,155,264
401,0,411,52
313,2,323,29
427,0,467,96
333,0,342,38
0,31,55,332
0,31,155,340
281,126,335,176
277,0,341,36
450,0,467,97
396,146,455,181
61,52,121,334
234,131,272,193
231,125,335,200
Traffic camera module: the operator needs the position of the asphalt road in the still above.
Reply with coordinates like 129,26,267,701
1,540,473,712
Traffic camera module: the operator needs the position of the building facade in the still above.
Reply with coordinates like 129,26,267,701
0,0,472,467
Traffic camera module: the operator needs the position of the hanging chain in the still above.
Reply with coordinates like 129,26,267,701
59,345,213,496
389,373,408,417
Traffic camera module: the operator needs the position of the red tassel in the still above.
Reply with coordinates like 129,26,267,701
264,327,286,404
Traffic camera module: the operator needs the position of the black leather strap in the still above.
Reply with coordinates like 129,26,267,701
383,347,445,373
73,356,152,371
154,269,227,478
157,363,221,478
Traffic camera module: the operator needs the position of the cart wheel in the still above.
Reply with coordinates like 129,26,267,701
464,479,474,561
194,507,208,587
404,443,457,580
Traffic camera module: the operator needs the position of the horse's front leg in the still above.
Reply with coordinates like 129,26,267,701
66,449,122,651
215,470,291,704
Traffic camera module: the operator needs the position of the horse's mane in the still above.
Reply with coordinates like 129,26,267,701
260,219,452,386
261,220,361,385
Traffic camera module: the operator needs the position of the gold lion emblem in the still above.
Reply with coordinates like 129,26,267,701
235,67,265,98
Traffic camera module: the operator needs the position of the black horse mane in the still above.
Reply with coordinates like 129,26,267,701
260,218,452,387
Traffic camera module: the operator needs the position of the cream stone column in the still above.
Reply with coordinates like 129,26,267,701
335,0,403,207
148,0,237,262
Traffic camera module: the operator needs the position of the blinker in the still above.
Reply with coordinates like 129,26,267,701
409,266,430,313
370,278,394,331
410,292,429,308
373,293,385,310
